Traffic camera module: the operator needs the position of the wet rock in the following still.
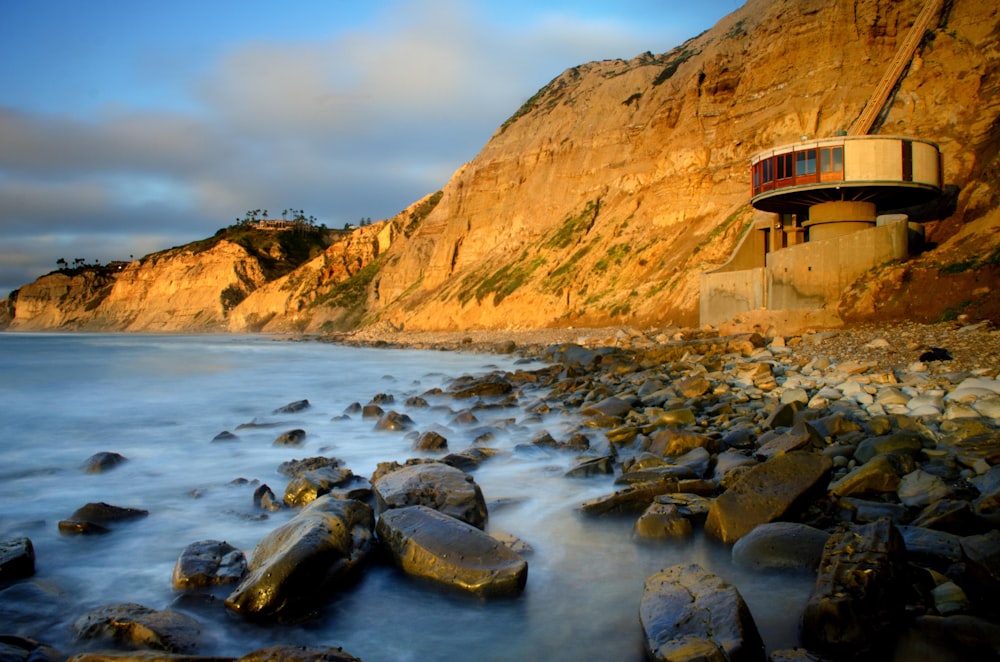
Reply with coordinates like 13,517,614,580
442,447,503,472
82,451,128,473
284,467,369,507
755,420,821,461
705,452,832,544
960,530,1000,598
414,430,448,452
634,503,693,540
0,537,35,582
911,499,981,536
639,563,765,662
172,540,247,589
273,429,306,447
837,497,907,524
450,376,513,399
361,404,383,418
581,396,633,419
579,479,680,515
370,393,395,405
904,615,1000,660
59,502,148,535
273,399,310,414
801,519,906,655
731,522,830,572
73,602,202,653
374,410,415,431
828,453,913,498
238,644,362,662
565,455,615,478
898,525,965,569
225,496,374,619
0,635,61,662
211,430,240,442
376,505,528,598
652,493,713,521
371,462,488,529
253,484,283,512
277,456,343,477
648,428,719,457
675,375,711,398
898,469,952,508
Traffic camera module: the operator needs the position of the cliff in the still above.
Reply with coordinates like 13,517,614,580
5,0,999,333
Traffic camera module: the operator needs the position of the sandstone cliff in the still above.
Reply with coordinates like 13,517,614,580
4,0,999,333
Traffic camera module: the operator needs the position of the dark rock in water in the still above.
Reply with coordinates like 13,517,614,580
565,455,615,478
253,484,283,512
405,395,429,407
902,614,1000,661
579,479,680,516
633,503,693,540
238,644,362,662
731,522,830,572
273,399,311,414
225,496,374,620
73,602,202,653
0,537,35,582
441,447,503,472
375,505,528,598
920,347,952,362
278,456,343,477
414,430,448,452
374,410,414,431
212,430,240,443
801,519,906,655
361,404,383,419
82,451,128,473
705,452,832,544
639,563,765,662
343,402,362,415
372,461,488,529
450,375,514,399
273,429,307,447
370,393,395,405
0,635,62,662
59,502,148,535
172,540,247,589
284,467,370,507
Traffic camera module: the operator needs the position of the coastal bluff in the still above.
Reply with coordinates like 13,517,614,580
3,0,999,334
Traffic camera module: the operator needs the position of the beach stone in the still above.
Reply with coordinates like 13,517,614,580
731,522,830,572
0,636,61,662
581,396,633,418
828,454,912,498
278,456,344,477
910,499,980,536
225,496,374,619
82,451,128,473
898,525,965,569
284,467,368,507
755,420,821,461
564,455,615,478
903,614,1000,660
371,462,488,529
374,410,414,431
59,502,148,535
171,540,247,589
211,430,240,442
634,503,693,540
932,581,971,615
897,469,952,508
648,428,719,457
853,432,925,464
653,493,713,520
705,452,832,544
449,376,513,399
361,404,383,418
639,563,765,662
376,505,527,598
838,497,907,524
73,603,202,653
763,401,803,430
414,430,448,451
0,537,35,581
579,479,680,516
801,519,906,655
780,387,810,405
675,375,711,398
960,530,1000,598
273,429,306,446
253,484,283,512
273,399,310,414
238,645,362,662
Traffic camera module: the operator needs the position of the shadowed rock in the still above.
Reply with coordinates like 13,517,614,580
172,540,247,589
58,502,148,536
284,467,369,507
225,496,374,619
376,505,528,598
82,451,128,473
273,399,310,414
0,537,35,582
372,462,487,529
273,429,307,447
239,644,361,662
639,563,765,661
731,522,830,572
73,603,202,653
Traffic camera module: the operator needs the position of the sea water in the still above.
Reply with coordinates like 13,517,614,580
0,333,813,660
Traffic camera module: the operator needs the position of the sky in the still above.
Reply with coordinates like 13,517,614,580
0,0,743,298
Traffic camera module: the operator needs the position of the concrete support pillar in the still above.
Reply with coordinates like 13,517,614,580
804,200,877,242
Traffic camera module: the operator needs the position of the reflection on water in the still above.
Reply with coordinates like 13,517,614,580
0,333,813,660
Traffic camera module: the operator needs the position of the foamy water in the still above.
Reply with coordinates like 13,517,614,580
0,333,812,660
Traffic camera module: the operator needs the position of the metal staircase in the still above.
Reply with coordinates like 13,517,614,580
848,0,944,136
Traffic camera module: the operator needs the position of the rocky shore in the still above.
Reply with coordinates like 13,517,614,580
3,318,1000,660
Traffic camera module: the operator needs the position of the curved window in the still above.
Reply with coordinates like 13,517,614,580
795,150,817,176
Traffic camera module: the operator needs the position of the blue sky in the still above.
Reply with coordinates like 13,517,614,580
0,0,743,297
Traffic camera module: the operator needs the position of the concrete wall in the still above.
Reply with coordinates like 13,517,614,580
699,219,909,325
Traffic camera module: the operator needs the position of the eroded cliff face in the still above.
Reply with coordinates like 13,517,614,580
370,0,1000,330
4,0,999,333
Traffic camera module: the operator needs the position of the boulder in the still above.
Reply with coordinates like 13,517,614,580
449,376,513,399
374,410,415,431
731,522,830,572
801,519,907,655
648,428,719,457
273,399,310,414
273,429,306,446
224,496,374,619
0,636,61,662
253,484,283,512
705,452,832,544
828,453,913,498
82,451,128,473
73,603,202,653
0,537,35,582
898,525,965,570
58,502,148,535
639,563,765,661
414,430,448,452
171,540,247,589
375,505,527,598
283,467,369,507
238,645,362,662
579,479,680,516
278,456,343,477
372,462,487,529
634,503,693,540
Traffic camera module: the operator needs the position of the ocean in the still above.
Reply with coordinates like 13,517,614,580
0,333,812,660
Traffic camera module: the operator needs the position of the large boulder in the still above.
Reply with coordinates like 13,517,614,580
801,519,907,655
0,537,35,582
705,452,832,544
58,502,149,535
639,563,765,661
225,496,374,619
171,540,247,589
73,603,202,653
731,522,830,572
376,505,527,598
372,462,487,529
283,467,370,507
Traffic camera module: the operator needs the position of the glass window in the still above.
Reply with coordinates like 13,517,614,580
796,149,816,176
832,146,843,172
820,147,844,173
777,153,793,179
762,159,773,183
